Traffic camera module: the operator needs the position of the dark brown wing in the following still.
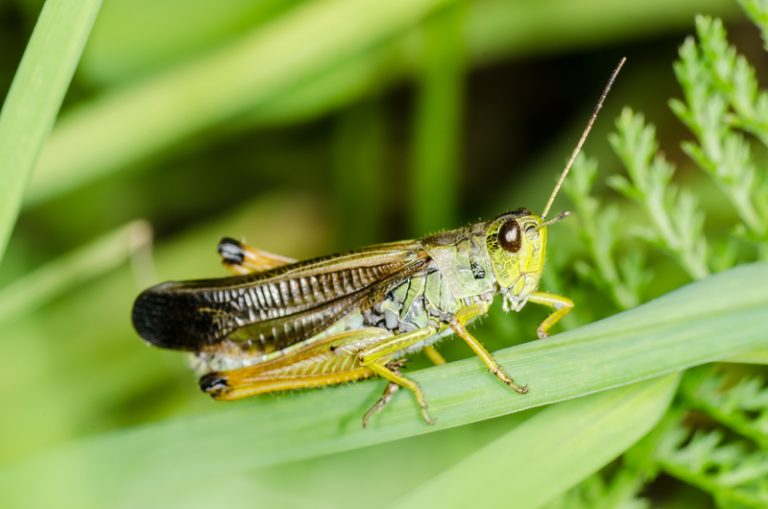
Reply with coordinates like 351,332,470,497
132,241,428,352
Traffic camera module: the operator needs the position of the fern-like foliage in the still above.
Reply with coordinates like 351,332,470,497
560,2,768,508
655,423,768,509
671,15,768,257
741,0,768,47
541,471,650,509
564,154,647,310
609,109,710,279
682,367,768,448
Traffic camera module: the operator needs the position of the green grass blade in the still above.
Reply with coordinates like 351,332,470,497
1,263,766,508
409,3,464,234
252,413,534,509
0,0,103,263
390,375,678,509
0,220,151,325
726,349,768,364
27,0,453,204
81,0,301,85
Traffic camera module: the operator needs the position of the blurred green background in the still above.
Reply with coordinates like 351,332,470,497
0,0,764,507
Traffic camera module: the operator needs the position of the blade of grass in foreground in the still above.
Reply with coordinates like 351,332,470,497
727,349,768,364
391,375,678,509
1,264,767,508
0,0,102,263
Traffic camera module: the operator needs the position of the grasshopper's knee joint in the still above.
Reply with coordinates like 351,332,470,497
218,237,245,265
200,372,231,398
537,327,548,339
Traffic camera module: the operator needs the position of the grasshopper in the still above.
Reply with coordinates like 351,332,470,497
132,59,625,426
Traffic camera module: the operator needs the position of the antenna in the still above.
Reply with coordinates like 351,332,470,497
541,57,626,219
536,210,571,230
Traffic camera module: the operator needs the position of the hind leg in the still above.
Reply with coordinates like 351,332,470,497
423,345,446,365
200,328,391,400
217,237,296,275
357,326,439,425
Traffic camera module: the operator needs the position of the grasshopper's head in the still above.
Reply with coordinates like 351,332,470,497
483,57,624,312
485,209,549,312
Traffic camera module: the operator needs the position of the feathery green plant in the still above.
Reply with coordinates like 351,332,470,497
541,472,650,509
682,367,768,448
564,154,648,310
656,420,768,508
609,109,711,279
545,5,768,508
671,16,768,253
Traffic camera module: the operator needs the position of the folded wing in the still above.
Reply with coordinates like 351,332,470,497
132,241,428,352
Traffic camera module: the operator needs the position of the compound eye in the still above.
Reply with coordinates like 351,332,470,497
498,220,521,252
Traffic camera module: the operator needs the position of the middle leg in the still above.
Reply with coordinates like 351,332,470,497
357,325,438,425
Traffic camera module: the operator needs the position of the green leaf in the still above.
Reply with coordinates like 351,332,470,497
28,0,454,205
1,263,767,508
390,376,678,509
728,349,768,364
0,0,102,263
409,3,464,235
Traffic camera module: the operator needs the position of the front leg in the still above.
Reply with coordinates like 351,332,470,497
527,291,574,339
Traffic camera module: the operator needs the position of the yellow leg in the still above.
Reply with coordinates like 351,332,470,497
424,345,446,365
358,326,438,425
357,326,437,365
366,362,435,425
200,328,391,400
201,366,375,400
217,237,296,275
363,378,400,428
450,302,528,394
527,291,574,339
